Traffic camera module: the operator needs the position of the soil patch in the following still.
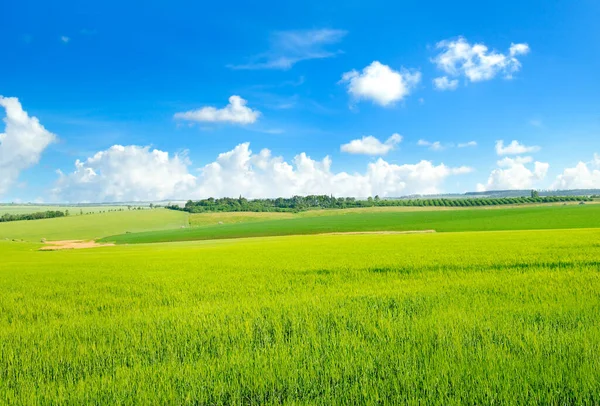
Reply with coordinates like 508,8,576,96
40,240,115,251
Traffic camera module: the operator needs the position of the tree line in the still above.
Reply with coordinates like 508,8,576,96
167,195,592,213
0,210,67,223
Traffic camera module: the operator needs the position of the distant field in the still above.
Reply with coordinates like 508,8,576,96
0,205,127,215
2,228,600,403
0,209,188,241
188,200,598,227
104,204,600,244
189,211,295,226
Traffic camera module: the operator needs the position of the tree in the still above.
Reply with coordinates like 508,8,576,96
531,190,539,198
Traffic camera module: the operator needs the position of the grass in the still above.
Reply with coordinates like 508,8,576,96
0,208,188,241
0,205,126,215
189,211,295,226
187,201,598,227
104,204,600,244
1,228,600,403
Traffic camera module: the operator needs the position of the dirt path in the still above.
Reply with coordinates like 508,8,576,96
40,240,115,251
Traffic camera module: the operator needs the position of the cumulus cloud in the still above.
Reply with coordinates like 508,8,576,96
477,156,548,191
510,43,530,57
495,140,540,156
0,96,56,196
174,96,260,125
458,141,477,148
228,29,347,70
53,142,473,202
417,139,445,151
53,145,197,202
340,133,402,156
551,154,600,189
340,61,421,106
433,76,459,91
432,37,530,87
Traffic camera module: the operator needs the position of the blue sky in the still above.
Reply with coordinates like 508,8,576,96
1,0,599,202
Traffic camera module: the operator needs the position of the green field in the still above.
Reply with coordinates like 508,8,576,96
1,205,600,403
0,205,127,215
0,208,188,241
102,204,600,244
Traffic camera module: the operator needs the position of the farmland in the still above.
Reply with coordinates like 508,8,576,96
1,205,600,403
0,208,188,241
103,204,600,244
0,205,127,215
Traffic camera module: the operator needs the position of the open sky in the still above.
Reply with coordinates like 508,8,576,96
1,0,599,202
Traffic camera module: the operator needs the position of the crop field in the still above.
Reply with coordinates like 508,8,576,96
1,205,600,404
0,205,126,215
103,204,600,244
0,208,188,241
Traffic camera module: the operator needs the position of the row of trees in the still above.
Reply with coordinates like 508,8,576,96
0,210,67,223
167,195,592,214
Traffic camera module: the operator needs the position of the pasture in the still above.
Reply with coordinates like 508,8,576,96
0,205,126,215
103,204,600,244
0,208,188,241
1,205,599,404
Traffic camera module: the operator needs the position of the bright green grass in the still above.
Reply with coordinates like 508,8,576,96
0,209,188,241
104,204,600,244
188,202,596,227
0,205,125,215
189,211,295,226
1,229,600,404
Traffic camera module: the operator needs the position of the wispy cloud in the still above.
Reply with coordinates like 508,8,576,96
228,29,347,70
495,140,540,156
529,119,543,127
60,36,70,44
417,139,445,151
458,141,477,148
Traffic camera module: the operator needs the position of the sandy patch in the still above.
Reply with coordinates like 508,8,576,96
40,240,115,251
317,230,436,236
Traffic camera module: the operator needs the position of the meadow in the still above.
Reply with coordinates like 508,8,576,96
103,204,600,244
0,208,188,241
0,205,126,215
1,205,600,404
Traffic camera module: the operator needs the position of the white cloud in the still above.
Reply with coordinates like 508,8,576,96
497,156,533,166
60,36,70,43
509,43,530,57
432,37,530,87
551,154,600,190
340,61,421,106
477,156,548,191
340,133,402,156
417,139,445,151
53,142,473,202
0,96,56,197
53,145,197,202
433,76,459,91
495,140,540,156
174,96,260,125
458,141,477,148
228,29,347,70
